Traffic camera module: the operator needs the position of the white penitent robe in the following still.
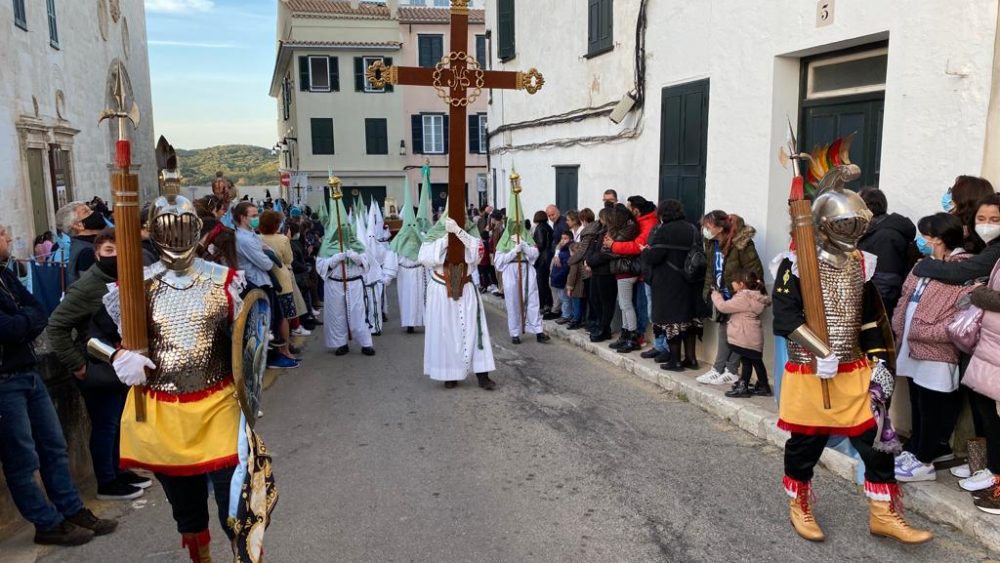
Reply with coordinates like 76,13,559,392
316,252,373,349
363,233,386,336
494,245,543,337
383,251,425,328
419,233,496,381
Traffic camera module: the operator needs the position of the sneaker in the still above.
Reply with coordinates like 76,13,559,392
932,451,956,464
716,370,739,385
310,308,322,316
894,451,917,470
696,368,723,384
974,483,1000,514
950,463,973,479
34,520,93,546
960,469,997,492
66,508,117,536
117,470,152,489
896,458,937,482
96,479,144,501
266,355,299,369
291,326,312,337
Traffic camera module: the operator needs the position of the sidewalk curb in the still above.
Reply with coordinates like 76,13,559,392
482,294,1000,552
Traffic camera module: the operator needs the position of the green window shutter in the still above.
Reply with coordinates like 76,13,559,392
354,57,365,92
468,115,480,154
475,36,486,68
383,57,393,92
411,115,424,154
329,57,340,92
299,56,310,91
366,119,388,155
442,116,449,154
588,0,613,56
497,0,515,61
311,118,334,155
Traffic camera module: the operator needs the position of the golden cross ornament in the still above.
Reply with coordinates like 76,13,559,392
366,0,544,299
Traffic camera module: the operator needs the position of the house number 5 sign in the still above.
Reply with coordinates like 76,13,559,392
817,0,834,27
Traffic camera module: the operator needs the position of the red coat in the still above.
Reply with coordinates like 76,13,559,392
609,211,658,256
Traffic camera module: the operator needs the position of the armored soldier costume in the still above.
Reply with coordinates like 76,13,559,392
91,195,276,562
772,175,931,545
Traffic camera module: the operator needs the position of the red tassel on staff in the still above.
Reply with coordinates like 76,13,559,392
115,140,131,170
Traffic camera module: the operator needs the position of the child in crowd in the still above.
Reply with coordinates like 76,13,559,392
565,235,587,329
550,231,573,324
710,269,772,398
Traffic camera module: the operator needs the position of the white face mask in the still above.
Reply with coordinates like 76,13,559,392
976,223,1000,244
702,227,715,240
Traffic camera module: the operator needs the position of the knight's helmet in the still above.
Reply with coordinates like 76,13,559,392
148,194,203,271
812,164,872,253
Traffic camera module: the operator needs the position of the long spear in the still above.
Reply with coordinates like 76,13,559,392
329,174,352,341
510,171,526,334
783,119,831,410
99,61,147,421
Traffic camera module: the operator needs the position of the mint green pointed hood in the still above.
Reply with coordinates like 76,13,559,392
389,177,423,261
319,196,364,256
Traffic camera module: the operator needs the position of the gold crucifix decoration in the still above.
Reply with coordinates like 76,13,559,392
367,0,544,299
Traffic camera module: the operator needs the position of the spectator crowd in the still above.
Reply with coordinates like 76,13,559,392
5,171,1000,550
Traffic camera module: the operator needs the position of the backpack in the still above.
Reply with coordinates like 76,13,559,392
652,223,707,284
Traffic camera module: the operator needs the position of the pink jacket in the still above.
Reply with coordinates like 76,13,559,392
891,251,971,365
967,261,1000,386
711,289,771,352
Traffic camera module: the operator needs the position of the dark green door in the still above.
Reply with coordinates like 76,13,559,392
801,99,884,189
430,183,466,213
554,166,579,212
659,79,709,222
27,149,49,235
352,186,386,211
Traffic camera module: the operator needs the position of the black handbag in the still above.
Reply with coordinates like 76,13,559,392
610,256,642,276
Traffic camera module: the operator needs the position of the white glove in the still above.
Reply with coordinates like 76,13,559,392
514,242,524,253
444,218,461,234
112,350,156,387
815,353,839,380
344,250,360,262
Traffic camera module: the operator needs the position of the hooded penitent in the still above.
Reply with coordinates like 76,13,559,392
423,196,477,243
390,177,423,261
416,163,433,234
319,196,365,257
495,178,534,254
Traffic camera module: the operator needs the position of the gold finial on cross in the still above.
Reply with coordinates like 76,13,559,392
451,0,470,14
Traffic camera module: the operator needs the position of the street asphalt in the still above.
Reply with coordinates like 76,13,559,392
8,299,994,562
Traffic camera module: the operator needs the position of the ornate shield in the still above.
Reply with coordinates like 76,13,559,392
232,289,271,428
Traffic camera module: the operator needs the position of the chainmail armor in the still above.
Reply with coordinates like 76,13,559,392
146,267,232,394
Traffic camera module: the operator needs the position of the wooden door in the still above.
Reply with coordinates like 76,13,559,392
27,149,49,235
659,79,709,222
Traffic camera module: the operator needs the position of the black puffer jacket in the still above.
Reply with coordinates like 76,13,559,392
0,267,47,374
858,212,916,315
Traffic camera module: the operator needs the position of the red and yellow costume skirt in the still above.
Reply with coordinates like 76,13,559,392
119,378,240,476
777,359,875,437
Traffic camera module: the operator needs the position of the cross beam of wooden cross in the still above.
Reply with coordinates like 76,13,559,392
367,0,544,300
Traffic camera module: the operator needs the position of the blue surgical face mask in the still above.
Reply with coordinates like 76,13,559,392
942,190,955,212
915,236,933,257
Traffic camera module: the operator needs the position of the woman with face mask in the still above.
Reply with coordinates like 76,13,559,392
943,176,995,251
695,210,764,386
891,214,969,483
914,192,1000,285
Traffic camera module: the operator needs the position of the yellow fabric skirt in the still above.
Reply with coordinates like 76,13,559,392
777,360,875,437
119,379,241,476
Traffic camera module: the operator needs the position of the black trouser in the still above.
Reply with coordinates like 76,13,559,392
785,427,894,484
536,262,553,311
730,344,768,386
969,389,1000,474
478,265,497,289
156,467,236,539
592,274,618,336
584,278,597,324
905,378,962,464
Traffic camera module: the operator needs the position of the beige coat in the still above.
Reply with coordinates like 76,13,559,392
260,233,295,296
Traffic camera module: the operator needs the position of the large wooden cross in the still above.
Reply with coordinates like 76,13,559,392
367,0,544,300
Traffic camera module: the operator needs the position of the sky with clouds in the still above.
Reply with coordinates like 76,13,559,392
145,0,276,149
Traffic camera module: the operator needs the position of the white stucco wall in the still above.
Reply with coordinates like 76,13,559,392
487,0,999,271
1,0,155,256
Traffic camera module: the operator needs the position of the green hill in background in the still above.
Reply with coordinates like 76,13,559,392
176,145,280,186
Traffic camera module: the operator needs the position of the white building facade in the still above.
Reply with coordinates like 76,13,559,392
271,0,488,213
1,0,156,256
486,0,1000,267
